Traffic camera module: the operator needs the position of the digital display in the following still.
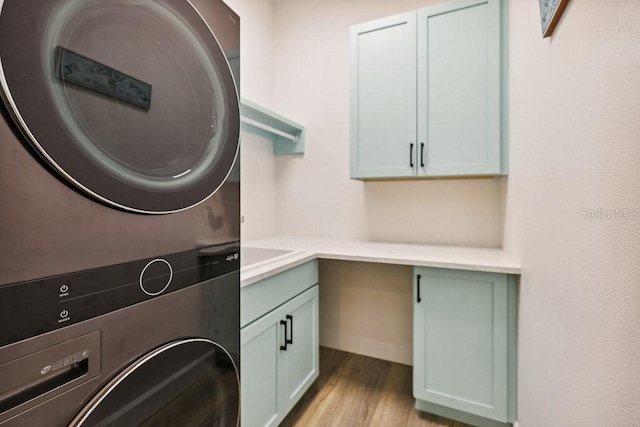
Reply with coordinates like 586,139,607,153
56,46,152,110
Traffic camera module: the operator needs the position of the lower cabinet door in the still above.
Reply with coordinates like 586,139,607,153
241,307,284,427
241,285,319,427
413,267,510,423
279,285,320,413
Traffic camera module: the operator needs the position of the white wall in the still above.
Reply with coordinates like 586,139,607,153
504,1,640,426
224,0,279,240
235,0,505,246
319,260,414,365
271,0,505,247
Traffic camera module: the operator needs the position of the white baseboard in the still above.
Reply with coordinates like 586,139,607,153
320,331,412,365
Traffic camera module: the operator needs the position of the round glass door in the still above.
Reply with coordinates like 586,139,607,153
0,0,239,213
70,339,239,426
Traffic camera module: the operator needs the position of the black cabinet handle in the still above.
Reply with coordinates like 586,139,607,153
417,274,422,303
280,320,288,351
286,315,293,345
420,143,425,167
410,143,414,167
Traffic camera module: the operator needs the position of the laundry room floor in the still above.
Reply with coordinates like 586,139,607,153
280,347,472,427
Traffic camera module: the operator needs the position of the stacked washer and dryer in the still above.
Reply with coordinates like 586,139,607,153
0,0,241,425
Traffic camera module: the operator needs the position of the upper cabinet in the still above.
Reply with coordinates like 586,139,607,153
349,12,417,179
350,0,507,180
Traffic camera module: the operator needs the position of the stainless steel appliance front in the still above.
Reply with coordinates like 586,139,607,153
0,0,240,214
0,0,240,286
0,0,241,424
0,247,240,426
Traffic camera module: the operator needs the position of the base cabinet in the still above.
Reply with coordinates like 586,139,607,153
241,316,280,427
241,284,319,427
278,289,319,412
413,267,517,427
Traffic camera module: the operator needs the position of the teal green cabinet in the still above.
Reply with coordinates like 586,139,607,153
417,0,504,177
241,263,319,427
413,267,517,427
350,12,417,179
351,0,507,179
277,287,319,414
241,310,281,427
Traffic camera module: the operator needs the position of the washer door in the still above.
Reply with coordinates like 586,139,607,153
0,0,239,214
70,339,239,426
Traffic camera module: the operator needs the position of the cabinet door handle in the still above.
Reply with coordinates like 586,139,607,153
420,143,425,167
410,143,414,168
417,274,422,303
280,320,288,351
286,314,293,345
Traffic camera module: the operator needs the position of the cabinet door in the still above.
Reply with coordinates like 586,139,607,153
279,285,319,413
241,307,285,427
350,12,417,179
413,267,508,422
417,0,502,177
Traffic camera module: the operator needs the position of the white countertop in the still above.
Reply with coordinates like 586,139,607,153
240,236,521,287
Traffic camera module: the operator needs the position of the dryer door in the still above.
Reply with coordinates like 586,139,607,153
69,339,239,426
0,0,239,214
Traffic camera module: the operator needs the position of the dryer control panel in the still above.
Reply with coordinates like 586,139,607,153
0,243,239,347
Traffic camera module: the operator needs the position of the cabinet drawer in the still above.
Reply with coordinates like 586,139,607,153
241,260,318,327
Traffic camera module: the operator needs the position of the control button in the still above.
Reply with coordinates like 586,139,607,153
41,365,52,375
60,310,69,318
63,357,71,366
81,350,89,358
139,259,173,296
59,284,69,293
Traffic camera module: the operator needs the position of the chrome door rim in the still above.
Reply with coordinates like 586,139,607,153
69,338,240,427
0,0,240,214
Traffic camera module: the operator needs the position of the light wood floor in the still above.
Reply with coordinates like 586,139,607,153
280,347,472,427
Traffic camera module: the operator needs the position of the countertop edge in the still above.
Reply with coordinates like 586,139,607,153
316,252,522,275
240,252,316,287
240,236,521,286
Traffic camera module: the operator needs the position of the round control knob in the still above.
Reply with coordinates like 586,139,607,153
139,259,173,296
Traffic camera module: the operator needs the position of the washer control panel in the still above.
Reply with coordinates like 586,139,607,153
0,243,239,347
